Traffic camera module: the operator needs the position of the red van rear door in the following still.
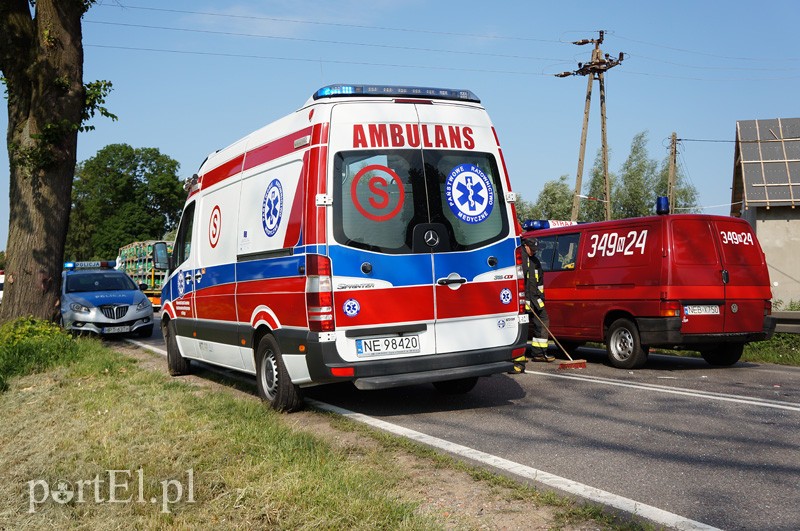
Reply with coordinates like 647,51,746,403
713,218,771,333
669,218,725,334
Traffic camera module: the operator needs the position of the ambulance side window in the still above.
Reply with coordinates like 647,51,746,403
173,202,196,267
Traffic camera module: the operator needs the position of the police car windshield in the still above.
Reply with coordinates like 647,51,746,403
66,272,137,293
333,149,507,253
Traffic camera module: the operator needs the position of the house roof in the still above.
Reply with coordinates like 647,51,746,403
731,118,800,216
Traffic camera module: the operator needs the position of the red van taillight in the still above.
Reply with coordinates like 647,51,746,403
765,300,772,316
306,254,334,332
660,300,681,317
516,246,526,314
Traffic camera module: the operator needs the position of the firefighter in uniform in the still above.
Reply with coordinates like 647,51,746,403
511,237,554,373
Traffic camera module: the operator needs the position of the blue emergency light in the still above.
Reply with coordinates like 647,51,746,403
522,219,581,231
64,260,116,270
313,84,480,103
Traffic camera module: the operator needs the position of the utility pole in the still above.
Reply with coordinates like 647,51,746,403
667,132,678,210
556,31,624,221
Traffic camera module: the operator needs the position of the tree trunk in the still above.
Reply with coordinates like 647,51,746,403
0,0,87,322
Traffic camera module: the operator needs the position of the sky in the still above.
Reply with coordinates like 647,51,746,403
1,0,798,252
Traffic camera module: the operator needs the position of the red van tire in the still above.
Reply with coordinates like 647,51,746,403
433,377,478,394
165,320,191,376
606,318,648,369
701,344,744,366
256,335,304,412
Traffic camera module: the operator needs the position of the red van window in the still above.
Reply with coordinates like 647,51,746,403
671,219,718,265
715,220,763,266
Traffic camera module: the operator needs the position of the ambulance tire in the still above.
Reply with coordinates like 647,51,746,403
701,343,744,366
256,335,304,413
606,318,648,369
433,377,478,395
165,320,191,376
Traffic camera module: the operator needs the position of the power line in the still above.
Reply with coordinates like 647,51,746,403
84,44,553,76
100,3,564,44
612,32,800,62
84,20,570,63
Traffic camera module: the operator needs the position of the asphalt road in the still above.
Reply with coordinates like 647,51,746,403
134,319,800,530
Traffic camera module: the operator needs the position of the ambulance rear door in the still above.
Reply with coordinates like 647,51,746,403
327,100,519,362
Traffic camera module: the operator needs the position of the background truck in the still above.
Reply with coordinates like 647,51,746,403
117,240,174,310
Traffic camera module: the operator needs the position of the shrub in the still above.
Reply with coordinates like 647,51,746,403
0,317,79,392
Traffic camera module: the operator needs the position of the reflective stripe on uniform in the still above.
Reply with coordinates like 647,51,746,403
529,338,548,349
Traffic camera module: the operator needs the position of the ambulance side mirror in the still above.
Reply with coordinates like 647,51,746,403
152,241,172,274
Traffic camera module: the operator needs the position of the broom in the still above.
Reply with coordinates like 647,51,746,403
531,310,587,370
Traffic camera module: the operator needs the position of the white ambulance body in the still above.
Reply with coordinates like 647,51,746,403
158,84,528,411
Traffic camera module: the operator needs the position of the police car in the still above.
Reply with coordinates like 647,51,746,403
61,261,154,337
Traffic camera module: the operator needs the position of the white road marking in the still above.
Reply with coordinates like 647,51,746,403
526,370,800,412
308,399,720,531
128,339,720,529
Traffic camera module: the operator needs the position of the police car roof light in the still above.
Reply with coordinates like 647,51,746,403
313,84,480,103
64,260,116,270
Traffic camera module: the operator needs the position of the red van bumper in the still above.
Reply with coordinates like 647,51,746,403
636,316,776,347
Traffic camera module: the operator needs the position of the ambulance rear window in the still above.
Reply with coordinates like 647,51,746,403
333,149,507,253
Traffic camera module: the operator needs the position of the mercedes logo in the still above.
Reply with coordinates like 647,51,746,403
424,230,440,247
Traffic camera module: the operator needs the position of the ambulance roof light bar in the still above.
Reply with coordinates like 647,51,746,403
313,84,480,103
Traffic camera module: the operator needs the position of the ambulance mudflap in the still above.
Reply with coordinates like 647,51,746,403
156,84,528,412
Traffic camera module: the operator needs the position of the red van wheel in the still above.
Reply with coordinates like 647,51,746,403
255,335,304,412
606,318,648,369
701,344,744,366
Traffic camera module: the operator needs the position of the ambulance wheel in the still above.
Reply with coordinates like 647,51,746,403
256,335,303,412
165,320,191,376
701,344,744,366
433,377,478,394
606,318,648,369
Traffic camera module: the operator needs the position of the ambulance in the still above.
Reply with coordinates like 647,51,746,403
522,213,776,369
154,84,528,411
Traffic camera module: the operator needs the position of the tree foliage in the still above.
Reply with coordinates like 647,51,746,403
613,131,657,219
579,148,615,223
528,175,573,220
520,131,700,226
65,144,185,260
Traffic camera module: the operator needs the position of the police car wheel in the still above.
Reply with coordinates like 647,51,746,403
606,318,648,369
137,325,154,338
701,343,744,366
165,320,191,376
255,335,303,413
433,377,478,394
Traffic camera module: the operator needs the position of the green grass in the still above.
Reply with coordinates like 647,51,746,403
743,333,800,365
1,321,642,530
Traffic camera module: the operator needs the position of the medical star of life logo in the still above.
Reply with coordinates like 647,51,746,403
343,298,360,317
445,164,494,224
261,179,284,237
500,288,512,305
176,269,185,297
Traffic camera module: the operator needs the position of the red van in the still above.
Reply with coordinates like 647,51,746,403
523,214,776,368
